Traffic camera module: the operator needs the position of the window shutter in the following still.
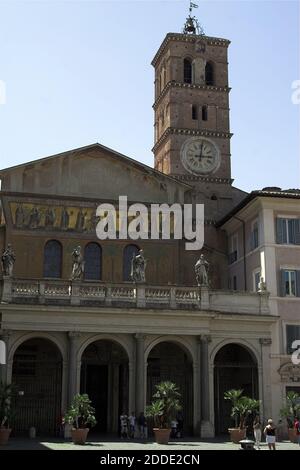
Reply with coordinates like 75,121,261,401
279,269,286,297
296,271,300,298
276,218,286,244
288,219,296,244
295,219,300,245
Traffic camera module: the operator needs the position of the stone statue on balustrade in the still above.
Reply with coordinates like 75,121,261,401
258,276,267,292
195,254,209,287
71,246,85,281
131,250,147,283
1,244,16,277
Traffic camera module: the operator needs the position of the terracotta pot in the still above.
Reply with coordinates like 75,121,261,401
228,428,246,444
153,428,171,445
0,428,12,446
71,428,89,445
288,428,298,443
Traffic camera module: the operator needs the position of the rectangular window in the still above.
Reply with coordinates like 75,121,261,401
202,106,208,121
192,105,198,120
284,270,296,296
276,218,300,245
233,275,237,291
228,234,238,265
251,221,259,250
286,325,300,354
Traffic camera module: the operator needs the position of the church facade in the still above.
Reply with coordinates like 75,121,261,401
0,19,299,438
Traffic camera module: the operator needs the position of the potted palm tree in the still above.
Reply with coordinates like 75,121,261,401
0,381,13,446
280,391,300,443
224,389,260,444
63,393,96,445
146,381,181,445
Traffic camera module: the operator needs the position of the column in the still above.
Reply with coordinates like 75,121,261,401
193,338,201,436
259,337,272,422
135,334,145,415
129,356,136,416
68,332,81,405
0,330,10,383
200,334,214,437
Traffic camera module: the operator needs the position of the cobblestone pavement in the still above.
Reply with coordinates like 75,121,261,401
1,437,300,450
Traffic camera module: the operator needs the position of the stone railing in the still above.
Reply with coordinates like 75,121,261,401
0,276,270,314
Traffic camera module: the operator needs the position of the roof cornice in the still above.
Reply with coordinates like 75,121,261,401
152,127,233,153
153,81,230,110
217,190,300,227
152,33,230,68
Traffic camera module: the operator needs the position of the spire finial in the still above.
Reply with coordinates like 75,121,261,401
183,1,205,36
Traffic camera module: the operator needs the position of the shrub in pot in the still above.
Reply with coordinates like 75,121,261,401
0,381,13,446
224,389,260,444
280,391,300,443
64,393,96,445
146,381,181,445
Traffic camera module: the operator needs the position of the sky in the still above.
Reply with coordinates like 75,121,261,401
0,0,299,193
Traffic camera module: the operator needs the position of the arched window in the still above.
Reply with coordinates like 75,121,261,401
202,105,208,121
84,243,102,280
183,59,192,84
205,62,214,86
43,240,62,278
123,244,139,281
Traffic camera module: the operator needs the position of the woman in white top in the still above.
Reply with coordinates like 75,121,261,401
263,419,276,450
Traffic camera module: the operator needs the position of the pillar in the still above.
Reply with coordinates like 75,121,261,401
68,332,81,405
135,334,145,415
259,337,272,422
200,334,214,437
193,337,201,435
0,330,11,384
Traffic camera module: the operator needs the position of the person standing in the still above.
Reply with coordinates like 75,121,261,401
176,411,184,438
294,417,300,446
120,411,129,439
129,412,136,439
263,419,277,450
253,416,262,449
138,412,147,439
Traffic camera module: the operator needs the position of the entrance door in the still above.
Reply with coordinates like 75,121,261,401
12,338,62,436
85,365,108,433
214,344,258,435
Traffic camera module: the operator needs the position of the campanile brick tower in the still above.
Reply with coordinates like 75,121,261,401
152,14,245,220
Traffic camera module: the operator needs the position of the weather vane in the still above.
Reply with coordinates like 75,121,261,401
183,1,205,36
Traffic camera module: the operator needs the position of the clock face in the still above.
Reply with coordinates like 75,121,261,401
180,137,220,175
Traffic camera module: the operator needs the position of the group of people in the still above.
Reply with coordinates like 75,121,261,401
252,416,300,450
120,412,147,439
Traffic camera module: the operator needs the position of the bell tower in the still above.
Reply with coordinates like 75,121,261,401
151,4,244,218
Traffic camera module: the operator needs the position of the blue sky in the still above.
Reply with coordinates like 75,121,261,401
0,0,299,192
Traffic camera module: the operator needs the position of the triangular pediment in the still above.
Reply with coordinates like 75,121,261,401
0,143,190,204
